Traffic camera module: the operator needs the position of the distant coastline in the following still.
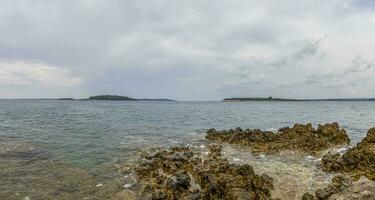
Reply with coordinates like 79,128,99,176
0,95,176,101
223,97,375,102
87,95,175,101
2,96,375,102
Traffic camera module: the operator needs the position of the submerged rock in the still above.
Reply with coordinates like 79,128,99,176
300,175,352,199
206,123,349,155
130,145,276,200
302,175,375,200
301,193,315,200
322,128,375,180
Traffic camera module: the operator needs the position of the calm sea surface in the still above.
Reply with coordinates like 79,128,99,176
1,100,374,169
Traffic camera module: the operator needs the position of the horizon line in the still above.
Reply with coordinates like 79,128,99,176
1,96,375,102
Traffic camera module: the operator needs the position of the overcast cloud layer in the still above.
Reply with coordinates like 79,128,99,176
0,0,374,100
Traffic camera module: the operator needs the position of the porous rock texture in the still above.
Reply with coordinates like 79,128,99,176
322,128,375,180
132,145,278,200
206,123,349,155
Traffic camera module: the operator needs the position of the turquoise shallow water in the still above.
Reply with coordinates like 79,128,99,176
0,100,374,169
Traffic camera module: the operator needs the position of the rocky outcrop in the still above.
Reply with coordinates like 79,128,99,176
206,123,349,155
322,128,375,180
132,145,277,200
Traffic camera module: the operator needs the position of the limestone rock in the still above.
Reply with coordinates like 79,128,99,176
322,128,375,180
206,123,349,155
133,145,274,200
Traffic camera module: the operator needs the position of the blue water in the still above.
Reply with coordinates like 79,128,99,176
1,100,374,169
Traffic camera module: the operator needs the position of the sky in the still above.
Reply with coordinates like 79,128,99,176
0,0,374,100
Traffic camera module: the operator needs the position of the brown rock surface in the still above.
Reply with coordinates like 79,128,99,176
128,145,276,200
322,128,375,180
206,123,349,155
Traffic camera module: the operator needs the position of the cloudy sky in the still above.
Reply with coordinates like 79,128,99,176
0,0,374,100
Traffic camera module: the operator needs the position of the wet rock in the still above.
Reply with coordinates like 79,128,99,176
0,148,49,161
151,191,167,200
133,145,274,200
315,187,334,199
303,175,353,200
206,123,349,155
182,193,201,200
301,193,315,200
260,174,273,190
335,183,375,200
365,128,375,143
176,171,191,189
0,141,122,200
322,128,375,180
225,188,256,200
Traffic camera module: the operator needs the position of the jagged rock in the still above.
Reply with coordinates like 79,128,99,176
176,171,191,189
322,128,375,180
365,128,375,143
315,186,335,199
133,145,274,200
206,123,349,155
301,193,315,200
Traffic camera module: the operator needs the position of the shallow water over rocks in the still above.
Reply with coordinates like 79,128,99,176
1,138,374,199
220,144,334,199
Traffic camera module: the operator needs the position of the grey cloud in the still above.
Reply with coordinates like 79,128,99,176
304,55,374,88
344,55,375,75
0,0,374,99
292,39,321,60
352,0,375,9
228,38,323,83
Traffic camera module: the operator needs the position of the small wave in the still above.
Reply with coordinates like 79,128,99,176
266,128,278,132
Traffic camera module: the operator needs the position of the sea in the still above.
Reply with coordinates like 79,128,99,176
1,100,374,199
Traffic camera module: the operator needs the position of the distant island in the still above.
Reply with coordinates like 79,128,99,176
57,98,74,100
223,97,375,102
88,95,175,101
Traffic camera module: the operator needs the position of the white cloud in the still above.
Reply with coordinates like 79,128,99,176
0,61,82,87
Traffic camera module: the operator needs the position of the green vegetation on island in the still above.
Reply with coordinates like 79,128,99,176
89,95,136,101
57,98,74,100
223,97,375,102
88,95,175,101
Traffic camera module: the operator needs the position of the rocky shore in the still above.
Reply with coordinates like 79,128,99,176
322,128,375,180
120,145,276,200
206,123,349,155
116,123,374,200
2,123,374,200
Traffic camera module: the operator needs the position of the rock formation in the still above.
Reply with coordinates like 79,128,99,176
206,123,349,155
322,128,375,180
131,145,277,200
